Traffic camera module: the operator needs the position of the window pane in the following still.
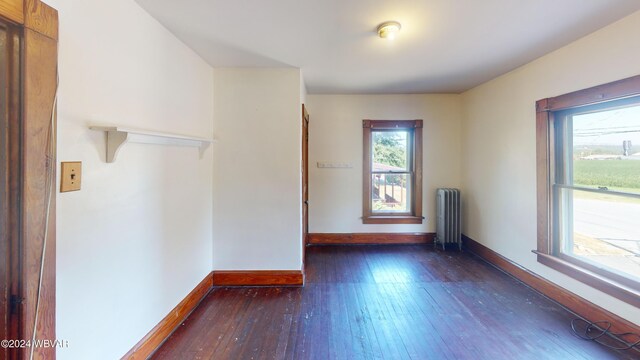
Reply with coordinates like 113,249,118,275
573,104,640,194
372,131,409,172
372,173,410,213
558,187,640,282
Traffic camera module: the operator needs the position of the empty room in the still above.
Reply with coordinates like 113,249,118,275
1,0,640,359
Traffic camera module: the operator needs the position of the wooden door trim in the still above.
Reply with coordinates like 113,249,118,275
0,0,23,24
0,0,57,40
24,0,58,39
0,1,58,359
21,24,58,360
301,104,309,268
0,18,22,360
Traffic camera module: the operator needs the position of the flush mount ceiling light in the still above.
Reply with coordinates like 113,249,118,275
377,21,401,40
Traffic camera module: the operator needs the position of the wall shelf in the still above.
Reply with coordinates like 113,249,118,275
89,126,216,163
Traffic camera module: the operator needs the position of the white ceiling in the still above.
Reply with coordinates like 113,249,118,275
135,0,640,94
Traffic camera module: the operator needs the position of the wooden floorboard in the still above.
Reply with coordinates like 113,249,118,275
152,245,637,360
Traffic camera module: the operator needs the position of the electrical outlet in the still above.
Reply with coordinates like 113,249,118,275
60,162,82,192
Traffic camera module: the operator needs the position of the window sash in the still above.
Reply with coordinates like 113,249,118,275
371,129,412,173
371,171,413,177
553,184,640,199
550,95,640,296
536,75,640,309
371,172,412,215
362,120,423,224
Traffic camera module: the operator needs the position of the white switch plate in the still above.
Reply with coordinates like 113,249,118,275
317,161,353,168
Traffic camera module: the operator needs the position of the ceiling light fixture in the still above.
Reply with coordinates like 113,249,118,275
377,21,401,40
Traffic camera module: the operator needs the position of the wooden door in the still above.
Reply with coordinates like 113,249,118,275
302,105,309,263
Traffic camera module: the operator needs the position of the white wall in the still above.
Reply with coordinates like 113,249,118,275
212,68,302,270
45,2,640,358
461,10,640,325
49,0,215,358
301,72,307,105
307,95,462,234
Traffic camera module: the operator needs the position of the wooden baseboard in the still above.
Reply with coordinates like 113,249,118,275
212,270,304,286
122,271,213,359
308,232,435,245
462,234,640,336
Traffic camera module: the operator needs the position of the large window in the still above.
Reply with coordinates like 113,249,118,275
362,120,423,224
536,75,640,307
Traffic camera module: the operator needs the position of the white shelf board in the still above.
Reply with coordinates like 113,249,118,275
90,126,216,163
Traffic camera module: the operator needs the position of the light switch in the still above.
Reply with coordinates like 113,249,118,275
60,162,82,192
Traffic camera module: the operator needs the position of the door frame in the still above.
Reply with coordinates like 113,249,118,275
301,105,309,267
0,18,22,360
0,1,58,359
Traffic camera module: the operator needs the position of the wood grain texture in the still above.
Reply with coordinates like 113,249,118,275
362,119,423,129
21,25,58,360
537,252,640,309
122,272,214,360
0,0,24,24
152,245,635,359
301,104,309,254
413,121,423,221
463,235,640,337
212,271,304,286
557,252,640,293
1,24,10,360
308,232,435,245
24,0,57,39
362,120,372,220
362,216,423,224
535,99,550,254
0,22,21,360
544,74,640,111
0,3,57,358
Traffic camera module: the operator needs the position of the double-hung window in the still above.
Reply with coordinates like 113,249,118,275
362,120,423,224
536,75,640,307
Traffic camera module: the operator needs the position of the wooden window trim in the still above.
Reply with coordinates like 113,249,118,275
556,252,640,293
362,119,423,225
534,252,640,309
536,74,640,308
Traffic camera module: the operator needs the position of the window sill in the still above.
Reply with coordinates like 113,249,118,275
533,251,640,308
362,216,423,225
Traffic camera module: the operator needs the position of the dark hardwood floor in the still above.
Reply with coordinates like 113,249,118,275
152,245,637,360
